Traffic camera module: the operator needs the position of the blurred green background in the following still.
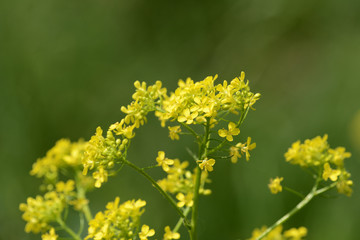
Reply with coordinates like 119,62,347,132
1,0,360,239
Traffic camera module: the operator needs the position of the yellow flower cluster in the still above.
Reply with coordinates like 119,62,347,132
31,139,87,182
82,81,168,187
163,226,180,240
157,158,211,208
82,73,259,186
248,225,307,240
41,228,58,240
82,127,127,188
155,72,260,128
285,135,353,196
268,177,284,194
85,197,151,240
19,180,75,234
229,137,256,163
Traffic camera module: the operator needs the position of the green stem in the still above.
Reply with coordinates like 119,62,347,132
173,206,191,233
75,174,93,222
191,119,211,240
57,217,81,240
191,167,202,240
124,159,189,228
180,122,200,141
255,180,337,240
283,186,305,199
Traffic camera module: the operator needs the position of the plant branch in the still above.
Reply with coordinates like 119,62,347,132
124,159,190,228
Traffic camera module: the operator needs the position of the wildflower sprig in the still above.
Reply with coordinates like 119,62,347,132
255,135,353,240
20,72,352,240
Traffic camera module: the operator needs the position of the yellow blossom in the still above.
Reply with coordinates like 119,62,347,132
139,224,155,240
197,158,216,172
168,126,181,140
177,108,199,124
218,122,240,142
247,225,283,240
55,180,75,194
236,137,256,161
163,226,180,240
268,177,283,194
41,228,58,240
230,146,242,163
176,192,194,208
85,197,147,240
93,166,108,188
329,147,351,167
19,192,64,233
322,163,341,181
283,227,307,240
156,151,174,172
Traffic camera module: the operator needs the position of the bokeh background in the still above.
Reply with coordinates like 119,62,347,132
1,0,360,239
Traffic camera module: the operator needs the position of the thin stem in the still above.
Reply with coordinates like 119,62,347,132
123,159,190,228
191,119,211,240
191,167,202,240
75,173,93,222
77,213,84,236
57,217,81,240
208,108,249,156
180,122,200,141
283,186,305,199
141,164,159,170
255,179,336,240
173,206,191,233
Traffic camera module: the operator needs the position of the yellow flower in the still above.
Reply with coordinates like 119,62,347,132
70,197,89,211
163,226,180,240
197,158,216,172
268,177,283,194
156,151,174,172
230,146,242,163
283,226,307,240
337,179,353,196
55,180,75,194
19,192,64,233
93,166,108,188
168,126,181,140
139,224,155,240
177,108,198,124
247,225,283,240
176,192,194,208
41,228,58,240
236,137,256,161
218,122,240,142
329,147,351,167
322,163,341,181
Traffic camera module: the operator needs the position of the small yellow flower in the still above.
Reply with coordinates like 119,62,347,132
218,122,240,142
177,109,198,124
156,151,174,172
139,224,155,240
93,166,108,188
322,163,341,181
230,146,242,163
283,226,307,240
176,192,194,208
163,226,180,240
41,228,58,240
70,197,89,211
197,158,216,172
55,180,75,194
268,177,283,194
236,137,256,161
337,179,353,196
168,126,181,140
